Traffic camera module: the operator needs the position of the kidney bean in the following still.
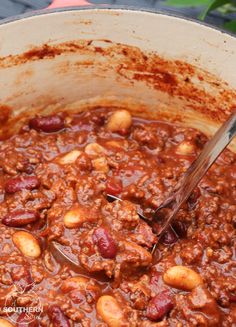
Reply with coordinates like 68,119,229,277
146,291,174,321
2,210,39,227
160,227,178,245
29,115,65,133
93,228,117,259
11,266,34,292
229,294,236,302
5,176,40,193
106,177,123,196
48,305,70,327
16,313,39,327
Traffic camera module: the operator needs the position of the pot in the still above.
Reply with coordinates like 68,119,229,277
0,0,235,151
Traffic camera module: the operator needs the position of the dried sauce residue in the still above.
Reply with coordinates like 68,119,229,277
0,39,235,123
0,105,11,124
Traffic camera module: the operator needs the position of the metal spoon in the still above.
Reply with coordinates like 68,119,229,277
53,111,236,263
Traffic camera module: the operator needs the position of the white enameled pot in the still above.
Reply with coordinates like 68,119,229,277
0,0,235,149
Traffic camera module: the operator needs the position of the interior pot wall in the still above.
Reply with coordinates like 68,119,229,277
1,9,236,83
0,9,235,149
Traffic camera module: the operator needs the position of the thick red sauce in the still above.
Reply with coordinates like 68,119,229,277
0,108,235,326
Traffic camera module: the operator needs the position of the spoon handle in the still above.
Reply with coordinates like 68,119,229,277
155,111,236,237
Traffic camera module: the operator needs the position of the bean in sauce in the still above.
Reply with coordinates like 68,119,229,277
0,108,235,326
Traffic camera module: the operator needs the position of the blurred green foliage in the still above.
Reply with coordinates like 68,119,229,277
166,0,236,32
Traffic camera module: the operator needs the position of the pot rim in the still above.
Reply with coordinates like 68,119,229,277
0,5,235,40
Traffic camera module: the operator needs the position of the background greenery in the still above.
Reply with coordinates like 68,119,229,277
166,0,236,32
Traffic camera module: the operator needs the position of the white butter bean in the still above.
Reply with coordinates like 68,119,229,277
0,318,14,327
13,231,41,259
63,206,92,229
85,143,105,157
96,295,123,327
106,110,132,132
176,141,195,155
59,150,81,165
92,157,109,173
163,266,203,291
